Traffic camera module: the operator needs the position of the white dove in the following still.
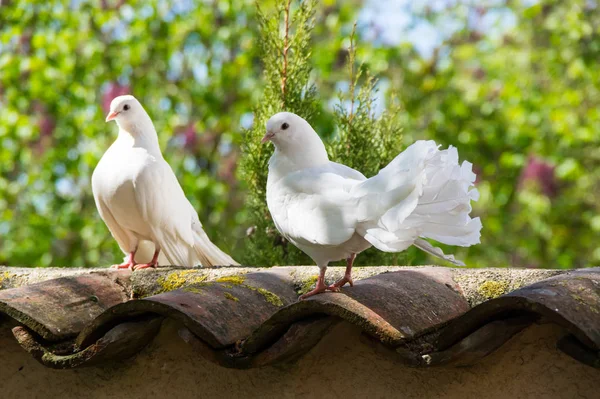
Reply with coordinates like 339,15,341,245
264,112,482,299
92,95,238,270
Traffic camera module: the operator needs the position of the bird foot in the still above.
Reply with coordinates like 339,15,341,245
299,285,329,300
110,261,135,270
132,262,157,271
299,281,339,300
328,274,353,290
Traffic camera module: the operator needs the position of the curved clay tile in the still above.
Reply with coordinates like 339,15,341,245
0,267,598,369
0,274,127,341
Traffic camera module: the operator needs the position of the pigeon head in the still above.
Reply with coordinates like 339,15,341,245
105,95,151,131
264,112,329,166
106,95,154,135
263,112,318,147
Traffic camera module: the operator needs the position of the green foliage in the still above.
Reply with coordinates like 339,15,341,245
240,3,405,267
239,0,318,266
393,0,600,268
328,25,403,176
1,0,599,270
326,25,405,265
0,0,258,266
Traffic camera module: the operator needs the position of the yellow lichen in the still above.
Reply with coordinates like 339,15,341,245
216,275,283,306
215,275,246,285
157,270,208,293
182,285,206,295
256,287,283,307
298,275,319,295
0,271,14,289
571,293,599,314
224,292,239,302
477,280,510,299
152,272,282,306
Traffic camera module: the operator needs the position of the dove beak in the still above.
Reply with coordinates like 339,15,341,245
105,111,119,122
261,131,275,144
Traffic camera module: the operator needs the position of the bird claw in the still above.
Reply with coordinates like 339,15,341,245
299,280,345,300
132,262,157,271
328,275,354,290
110,262,135,270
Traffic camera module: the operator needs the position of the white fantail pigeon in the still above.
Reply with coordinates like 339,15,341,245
264,112,481,299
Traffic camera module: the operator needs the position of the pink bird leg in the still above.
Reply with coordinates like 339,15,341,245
111,251,136,270
132,249,161,270
329,253,356,291
299,267,330,300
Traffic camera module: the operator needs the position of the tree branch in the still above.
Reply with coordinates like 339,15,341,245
281,0,292,108
348,22,358,124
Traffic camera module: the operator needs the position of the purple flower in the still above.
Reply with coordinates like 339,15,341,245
519,156,558,197
183,123,197,149
102,83,130,113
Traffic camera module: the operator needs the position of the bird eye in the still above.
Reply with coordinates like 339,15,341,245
123,104,130,111
281,122,289,130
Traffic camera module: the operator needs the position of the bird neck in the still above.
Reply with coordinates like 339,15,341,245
268,144,329,185
116,115,162,156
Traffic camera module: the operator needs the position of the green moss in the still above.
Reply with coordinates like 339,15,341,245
131,287,147,299
141,271,282,306
255,287,283,306
571,293,599,313
298,275,319,295
156,270,208,294
215,275,246,285
477,280,510,299
182,285,207,295
0,271,14,289
215,275,283,306
224,292,239,302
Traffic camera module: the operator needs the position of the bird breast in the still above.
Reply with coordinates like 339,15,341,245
93,146,156,240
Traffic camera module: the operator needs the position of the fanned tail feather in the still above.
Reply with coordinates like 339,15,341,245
413,238,465,267
359,140,482,264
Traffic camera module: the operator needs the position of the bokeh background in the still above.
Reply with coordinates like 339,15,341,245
0,0,598,269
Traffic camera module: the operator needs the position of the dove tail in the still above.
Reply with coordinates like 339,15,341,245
193,229,239,267
359,140,482,264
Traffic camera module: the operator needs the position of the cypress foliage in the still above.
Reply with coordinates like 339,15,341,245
327,24,406,266
239,0,318,266
240,3,406,266
328,24,404,177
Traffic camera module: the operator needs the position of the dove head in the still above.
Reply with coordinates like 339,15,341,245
105,95,154,134
263,112,329,166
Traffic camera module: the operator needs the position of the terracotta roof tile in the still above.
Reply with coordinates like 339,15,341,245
0,266,598,369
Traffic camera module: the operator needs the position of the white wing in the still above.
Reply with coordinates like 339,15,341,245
93,193,135,255
326,161,367,181
134,160,238,266
269,163,364,247
134,160,198,266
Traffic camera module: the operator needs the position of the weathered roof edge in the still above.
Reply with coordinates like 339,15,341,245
1,266,598,370
0,265,564,306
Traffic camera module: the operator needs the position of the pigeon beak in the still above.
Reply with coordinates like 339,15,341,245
261,131,275,144
105,111,119,122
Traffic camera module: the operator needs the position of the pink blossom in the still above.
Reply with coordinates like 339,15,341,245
519,156,558,197
183,123,197,149
102,83,130,113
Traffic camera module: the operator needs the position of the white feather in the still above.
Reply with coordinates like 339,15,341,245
265,112,481,268
92,95,238,267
